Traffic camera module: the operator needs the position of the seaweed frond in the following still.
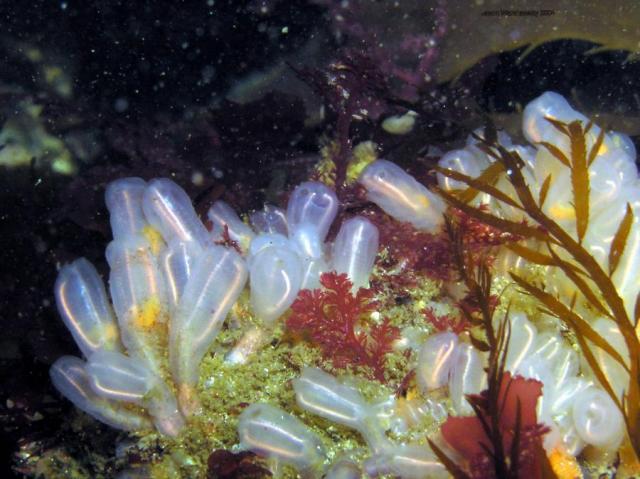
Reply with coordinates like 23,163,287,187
286,271,400,381
435,118,640,461
429,218,554,478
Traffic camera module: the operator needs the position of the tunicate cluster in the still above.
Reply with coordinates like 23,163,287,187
51,178,381,433
415,312,625,454
436,91,640,319
236,367,447,478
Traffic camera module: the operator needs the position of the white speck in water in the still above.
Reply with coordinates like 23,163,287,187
114,97,129,113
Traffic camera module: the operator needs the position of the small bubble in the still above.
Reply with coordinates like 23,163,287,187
114,97,129,112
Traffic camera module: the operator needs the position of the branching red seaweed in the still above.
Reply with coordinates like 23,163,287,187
286,272,400,381
422,307,470,335
364,206,519,283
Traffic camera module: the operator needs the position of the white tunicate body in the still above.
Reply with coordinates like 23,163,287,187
364,444,448,479
572,386,625,450
592,317,629,399
611,221,640,318
248,233,292,258
584,186,640,270
50,355,151,431
87,350,154,403
522,91,589,146
286,181,338,241
54,258,122,358
416,332,458,393
293,367,388,452
238,403,326,472
358,160,445,231
159,240,202,311
207,200,255,250
106,236,168,372
250,204,289,236
299,256,328,291
87,350,184,436
325,459,361,479
437,149,483,191
449,343,486,415
331,216,379,290
170,245,248,394
503,312,537,372
105,177,148,240
142,178,210,247
289,223,328,290
551,377,592,416
294,367,368,430
290,224,325,259
249,245,303,324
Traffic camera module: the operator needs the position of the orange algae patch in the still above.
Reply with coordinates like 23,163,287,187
549,448,582,479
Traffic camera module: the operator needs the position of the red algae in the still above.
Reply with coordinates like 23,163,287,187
287,272,400,381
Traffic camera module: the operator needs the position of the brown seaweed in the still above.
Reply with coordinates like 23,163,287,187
435,118,640,462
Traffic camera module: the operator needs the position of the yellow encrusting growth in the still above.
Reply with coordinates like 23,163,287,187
133,296,162,330
143,225,165,256
346,141,378,183
316,140,378,187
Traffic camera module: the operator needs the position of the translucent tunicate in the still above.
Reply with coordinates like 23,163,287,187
87,350,184,436
358,160,445,231
249,245,303,325
105,177,148,240
159,240,202,310
331,216,379,290
572,387,625,450
503,312,536,372
106,236,168,373
250,204,288,236
530,332,579,384
436,149,483,191
522,91,589,145
592,317,629,399
87,350,153,403
364,444,448,479
416,332,458,393
237,403,326,472
54,258,122,358
248,233,292,258
170,245,247,413
142,178,210,247
207,200,255,250
325,459,361,479
50,355,151,431
294,367,368,430
286,181,338,241
449,343,486,415
293,367,388,452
